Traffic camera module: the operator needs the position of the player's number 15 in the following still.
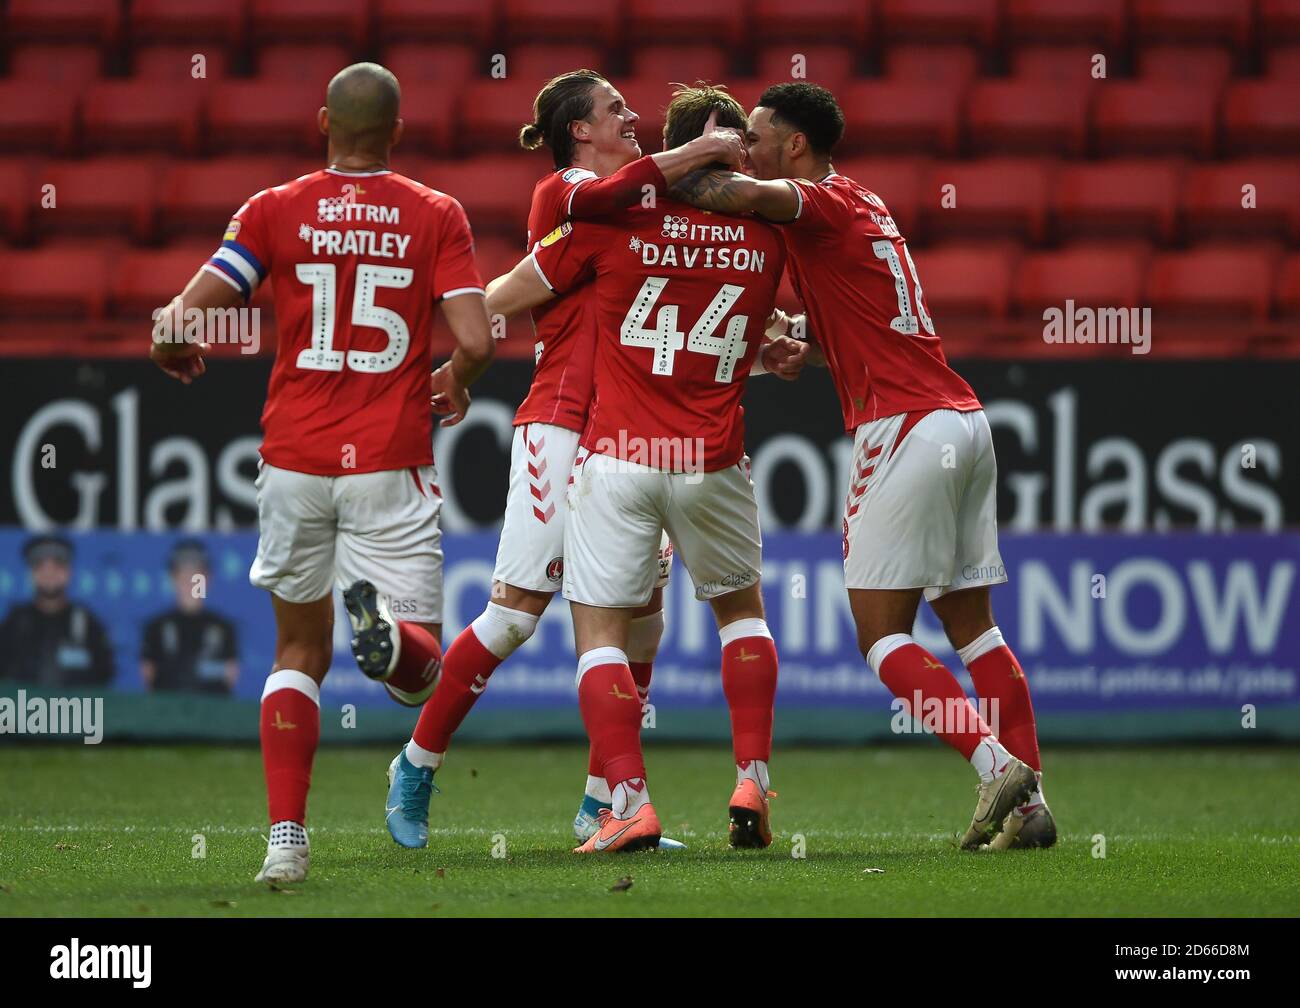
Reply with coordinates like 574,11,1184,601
294,262,414,373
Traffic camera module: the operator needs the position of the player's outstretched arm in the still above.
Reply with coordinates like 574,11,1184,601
670,170,801,223
484,255,557,321
148,269,242,384
568,110,748,220
434,292,495,427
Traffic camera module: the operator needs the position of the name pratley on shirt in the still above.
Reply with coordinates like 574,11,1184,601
303,224,412,260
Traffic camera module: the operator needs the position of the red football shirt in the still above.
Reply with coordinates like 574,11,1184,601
782,172,981,431
204,167,484,476
531,200,786,472
515,157,669,432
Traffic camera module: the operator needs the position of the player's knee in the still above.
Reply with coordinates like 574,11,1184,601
470,602,540,661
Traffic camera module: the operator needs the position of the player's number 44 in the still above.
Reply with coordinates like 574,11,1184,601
621,277,749,383
294,262,414,373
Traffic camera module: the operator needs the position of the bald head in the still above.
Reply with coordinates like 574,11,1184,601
325,62,401,142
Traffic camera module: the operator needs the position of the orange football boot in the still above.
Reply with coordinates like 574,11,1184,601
728,778,774,849
572,802,662,854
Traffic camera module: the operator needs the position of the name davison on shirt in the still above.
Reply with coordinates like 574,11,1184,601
636,242,768,273
307,227,411,259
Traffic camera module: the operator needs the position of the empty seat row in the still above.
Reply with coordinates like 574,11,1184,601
4,74,1297,158
3,154,1295,246
4,241,1298,336
8,1,1300,52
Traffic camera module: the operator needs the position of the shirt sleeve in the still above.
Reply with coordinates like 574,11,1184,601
566,157,667,221
432,197,485,301
528,221,602,296
203,187,274,301
784,178,851,235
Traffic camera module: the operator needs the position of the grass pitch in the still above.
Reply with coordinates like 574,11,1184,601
1,744,1297,917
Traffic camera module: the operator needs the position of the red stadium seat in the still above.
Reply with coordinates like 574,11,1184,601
915,243,1014,320
0,246,110,319
0,159,36,242
1147,246,1278,321
1137,46,1234,89
453,80,546,152
0,83,79,155
1003,0,1127,47
248,0,369,44
130,0,244,43
1133,0,1253,47
1261,0,1300,43
831,157,926,235
111,242,218,318
407,156,539,235
257,43,354,84
883,45,980,87
206,81,326,154
1180,160,1300,241
9,44,103,87
752,0,870,46
392,82,460,154
159,157,293,239
920,158,1054,242
80,81,204,155
755,45,857,89
1222,82,1300,155
1013,244,1150,318
838,81,962,155
134,45,232,79
1053,160,1184,242
4,0,120,44
1008,46,1105,87
630,46,731,86
625,0,746,47
508,44,608,86
1092,83,1218,157
876,0,999,46
500,0,620,46
381,43,479,83
1276,253,1300,317
37,157,161,241
965,81,1091,156
375,0,495,45
1266,46,1300,77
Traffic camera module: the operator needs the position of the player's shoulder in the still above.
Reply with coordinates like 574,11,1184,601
535,166,597,199
377,170,468,216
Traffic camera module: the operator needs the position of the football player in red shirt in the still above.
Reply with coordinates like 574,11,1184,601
670,83,1055,851
386,74,801,849
148,63,495,882
482,87,800,853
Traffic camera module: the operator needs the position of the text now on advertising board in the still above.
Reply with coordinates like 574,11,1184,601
1,530,1295,743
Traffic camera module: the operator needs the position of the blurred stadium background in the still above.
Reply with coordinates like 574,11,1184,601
0,0,1296,745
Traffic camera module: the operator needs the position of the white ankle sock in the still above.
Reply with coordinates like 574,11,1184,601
405,738,444,771
585,774,611,803
268,820,308,850
969,736,1014,784
611,778,650,818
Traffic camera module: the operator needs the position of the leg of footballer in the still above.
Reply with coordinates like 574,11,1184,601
932,587,1053,847
256,593,332,883
711,584,778,848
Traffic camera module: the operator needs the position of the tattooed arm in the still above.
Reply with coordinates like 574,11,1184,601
669,170,802,223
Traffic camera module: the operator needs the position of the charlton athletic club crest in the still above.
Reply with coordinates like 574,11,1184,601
546,557,564,582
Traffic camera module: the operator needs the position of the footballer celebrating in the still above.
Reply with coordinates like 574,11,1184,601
380,72,795,849
149,63,494,882
671,82,1054,850
484,86,792,853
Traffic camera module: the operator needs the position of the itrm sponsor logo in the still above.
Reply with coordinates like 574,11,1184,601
50,939,151,988
0,690,103,744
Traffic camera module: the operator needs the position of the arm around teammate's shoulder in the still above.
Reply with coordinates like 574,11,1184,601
669,170,801,223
